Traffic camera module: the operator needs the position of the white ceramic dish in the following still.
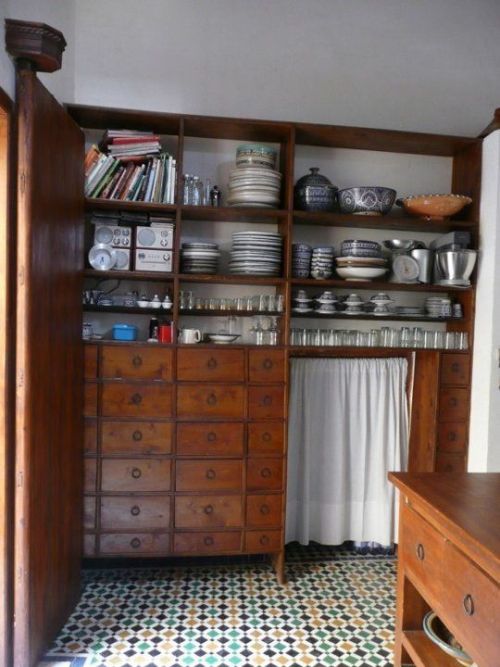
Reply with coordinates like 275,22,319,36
336,266,387,280
207,333,241,344
137,300,149,308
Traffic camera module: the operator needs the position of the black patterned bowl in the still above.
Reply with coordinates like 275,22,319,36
337,187,396,216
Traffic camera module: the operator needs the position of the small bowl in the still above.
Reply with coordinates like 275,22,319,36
397,194,472,220
149,301,162,309
423,612,476,666
337,187,396,216
383,239,424,252
137,300,149,308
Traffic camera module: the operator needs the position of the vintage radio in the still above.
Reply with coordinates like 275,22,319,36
136,225,174,250
134,249,173,273
94,224,132,248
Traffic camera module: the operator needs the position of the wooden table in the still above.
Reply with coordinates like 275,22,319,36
389,472,500,667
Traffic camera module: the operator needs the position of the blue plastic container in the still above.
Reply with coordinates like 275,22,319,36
112,324,138,341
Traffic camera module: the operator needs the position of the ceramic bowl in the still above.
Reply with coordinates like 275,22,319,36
397,194,472,220
137,300,149,308
337,187,396,215
336,266,387,281
383,239,424,252
423,613,476,666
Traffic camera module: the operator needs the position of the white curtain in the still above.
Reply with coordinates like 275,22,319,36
286,357,409,546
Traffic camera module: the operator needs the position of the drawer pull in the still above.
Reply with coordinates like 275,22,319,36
451,362,461,373
262,395,272,407
206,468,216,480
260,504,270,515
132,355,143,368
207,393,217,406
447,431,457,441
131,393,143,406
203,504,214,515
207,357,218,369
259,534,270,546
207,431,217,443
262,432,272,443
130,505,141,516
130,537,141,549
131,467,142,479
132,430,143,442
449,397,458,407
416,543,425,561
463,594,475,616
263,359,273,370
261,467,272,478
204,536,214,546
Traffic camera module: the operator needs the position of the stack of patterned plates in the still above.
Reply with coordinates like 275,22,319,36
310,246,335,279
292,243,312,278
229,231,283,276
336,239,388,280
227,165,282,208
181,242,220,274
425,297,452,318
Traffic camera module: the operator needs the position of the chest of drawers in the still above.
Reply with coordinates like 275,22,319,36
83,342,287,581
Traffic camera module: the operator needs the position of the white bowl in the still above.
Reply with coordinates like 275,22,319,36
336,266,387,281
137,300,149,308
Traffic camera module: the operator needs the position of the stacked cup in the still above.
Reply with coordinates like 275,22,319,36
310,246,335,279
292,243,312,278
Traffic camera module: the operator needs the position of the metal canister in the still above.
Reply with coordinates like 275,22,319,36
210,185,221,207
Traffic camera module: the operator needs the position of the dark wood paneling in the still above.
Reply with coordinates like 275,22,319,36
177,385,245,419
408,351,440,472
176,460,243,492
101,420,172,456
14,70,84,667
101,345,173,381
173,531,241,554
101,383,173,418
177,349,245,382
176,422,244,457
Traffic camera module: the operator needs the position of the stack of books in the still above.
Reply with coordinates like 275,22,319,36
84,130,177,204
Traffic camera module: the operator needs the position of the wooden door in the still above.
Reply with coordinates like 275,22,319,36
15,69,84,666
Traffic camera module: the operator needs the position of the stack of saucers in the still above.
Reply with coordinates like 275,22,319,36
336,240,388,281
292,243,312,278
292,290,313,313
181,242,220,274
314,290,337,314
344,293,365,315
425,297,452,318
229,231,283,276
227,145,281,208
310,246,335,279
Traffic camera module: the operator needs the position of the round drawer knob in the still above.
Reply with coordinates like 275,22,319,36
207,432,217,443
416,543,425,561
204,536,214,546
130,505,141,516
263,359,273,370
131,393,143,406
261,467,272,478
206,468,216,480
130,537,141,549
132,355,143,367
451,362,461,373
132,430,143,442
260,504,270,515
262,432,272,443
449,397,458,407
204,504,214,515
447,431,457,442
259,534,270,546
207,357,218,369
463,594,475,616
131,467,142,479
262,395,272,407
207,393,217,406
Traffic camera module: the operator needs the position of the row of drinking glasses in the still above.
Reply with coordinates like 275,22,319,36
179,291,285,312
290,327,469,350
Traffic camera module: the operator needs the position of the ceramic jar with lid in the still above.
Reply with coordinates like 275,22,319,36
294,167,338,212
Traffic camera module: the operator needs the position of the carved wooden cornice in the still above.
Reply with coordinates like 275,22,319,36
5,19,66,73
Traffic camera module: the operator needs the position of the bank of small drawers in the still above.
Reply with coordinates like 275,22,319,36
83,344,286,559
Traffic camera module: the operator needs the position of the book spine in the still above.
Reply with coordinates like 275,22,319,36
90,159,120,199
127,164,146,201
163,155,172,204
136,159,152,202
84,154,108,195
169,159,176,204
109,164,131,199
145,159,157,202
132,175,146,201
101,165,125,199
123,166,141,201
114,163,136,200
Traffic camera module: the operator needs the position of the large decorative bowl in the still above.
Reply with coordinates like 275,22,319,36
337,186,396,215
294,167,338,212
397,193,472,221
423,612,477,666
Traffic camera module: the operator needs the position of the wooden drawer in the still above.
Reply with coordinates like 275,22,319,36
101,345,173,380
100,496,170,530
437,422,468,452
177,385,245,419
101,420,172,455
177,422,244,457
176,460,243,492
99,532,169,555
101,459,171,492
435,451,467,473
440,353,470,387
248,422,284,456
248,386,285,419
246,494,283,528
245,530,282,553
177,349,245,382
84,458,97,492
247,459,283,491
85,344,98,379
84,382,98,417
84,418,97,455
175,495,242,529
173,531,241,554
83,534,96,557
439,388,469,422
84,496,96,530
102,382,173,418
249,349,286,383
400,503,445,597
438,541,500,667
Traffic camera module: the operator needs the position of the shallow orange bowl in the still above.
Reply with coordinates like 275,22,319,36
397,194,472,220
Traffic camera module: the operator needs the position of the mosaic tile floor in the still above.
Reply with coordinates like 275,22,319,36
42,546,396,667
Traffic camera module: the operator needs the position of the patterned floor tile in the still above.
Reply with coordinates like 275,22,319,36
43,549,396,667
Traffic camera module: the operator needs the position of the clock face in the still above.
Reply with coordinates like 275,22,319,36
88,244,116,271
393,255,419,282
94,225,114,244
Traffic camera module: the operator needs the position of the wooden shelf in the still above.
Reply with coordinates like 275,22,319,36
179,274,284,286
86,198,177,216
293,210,477,232
290,312,460,323
290,278,472,293
179,309,283,317
84,269,174,282
83,305,172,316
402,630,460,667
181,205,287,223
289,345,469,355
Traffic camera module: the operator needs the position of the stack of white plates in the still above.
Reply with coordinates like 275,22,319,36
181,242,220,274
229,231,283,276
425,297,452,318
227,167,282,208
